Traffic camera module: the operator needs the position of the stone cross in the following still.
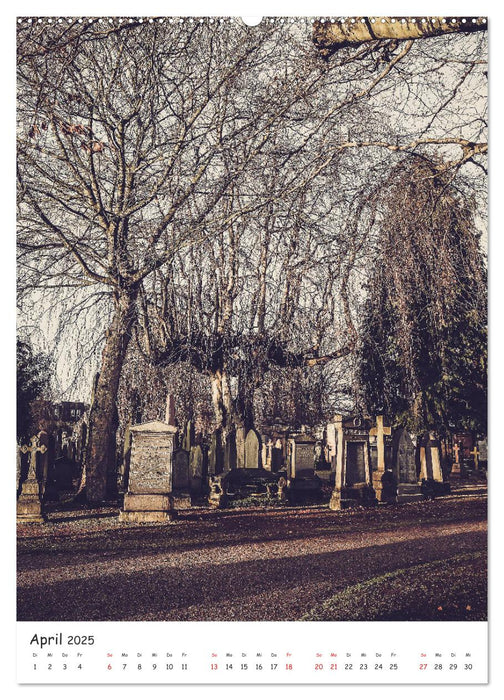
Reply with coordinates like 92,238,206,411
17,435,47,523
453,443,460,463
20,436,48,481
470,446,479,468
369,415,392,472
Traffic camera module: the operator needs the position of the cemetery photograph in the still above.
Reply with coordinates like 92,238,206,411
16,17,487,622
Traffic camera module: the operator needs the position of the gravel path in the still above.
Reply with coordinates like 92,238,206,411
17,492,487,621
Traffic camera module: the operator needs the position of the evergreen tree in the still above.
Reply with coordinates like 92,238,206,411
358,159,487,435
16,339,52,441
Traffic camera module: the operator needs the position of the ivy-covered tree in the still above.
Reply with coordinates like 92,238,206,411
358,159,487,435
16,338,52,441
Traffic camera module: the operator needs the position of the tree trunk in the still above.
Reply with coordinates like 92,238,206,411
83,290,138,503
210,369,235,432
313,17,487,56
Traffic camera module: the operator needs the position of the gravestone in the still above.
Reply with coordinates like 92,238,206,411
189,445,204,493
119,419,177,522
391,428,423,503
451,440,462,475
345,441,367,484
17,435,47,523
369,416,391,501
261,436,273,471
288,436,315,479
245,429,261,469
208,474,228,508
287,434,321,501
329,416,375,510
235,427,246,469
393,428,417,484
172,448,191,509
478,438,488,472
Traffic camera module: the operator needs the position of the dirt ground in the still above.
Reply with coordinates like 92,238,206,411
17,482,487,622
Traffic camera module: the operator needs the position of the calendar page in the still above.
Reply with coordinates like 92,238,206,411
14,2,489,689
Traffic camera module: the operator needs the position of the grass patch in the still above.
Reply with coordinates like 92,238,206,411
301,551,487,622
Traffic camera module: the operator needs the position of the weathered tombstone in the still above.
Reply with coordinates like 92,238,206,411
478,438,488,472
329,416,375,510
287,433,321,501
391,428,422,503
261,436,273,471
245,429,261,469
17,436,47,523
189,445,204,493
172,448,191,509
119,419,177,522
393,429,417,484
288,436,315,479
235,426,246,469
208,474,228,508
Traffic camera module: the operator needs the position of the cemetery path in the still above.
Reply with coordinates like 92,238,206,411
17,492,487,621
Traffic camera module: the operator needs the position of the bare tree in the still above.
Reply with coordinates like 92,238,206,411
17,18,487,499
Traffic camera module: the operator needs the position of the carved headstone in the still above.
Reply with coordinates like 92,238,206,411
392,428,417,484
119,420,177,522
288,437,315,479
208,474,228,508
261,436,273,471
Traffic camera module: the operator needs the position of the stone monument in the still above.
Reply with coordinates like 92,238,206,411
391,428,423,503
119,407,177,522
17,435,47,523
